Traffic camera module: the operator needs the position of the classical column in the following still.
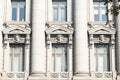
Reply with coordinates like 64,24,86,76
31,0,46,77
0,0,5,74
26,0,30,21
113,0,120,75
73,0,89,76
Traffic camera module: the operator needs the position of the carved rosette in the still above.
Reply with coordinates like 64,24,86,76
51,73,59,78
95,73,103,78
60,73,68,78
104,73,112,78
16,73,25,78
7,73,15,78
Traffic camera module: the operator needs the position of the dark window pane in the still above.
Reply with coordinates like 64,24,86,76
61,8,67,21
20,8,25,21
53,8,58,21
102,8,107,21
12,8,17,21
94,15,99,21
102,15,107,21
94,8,99,21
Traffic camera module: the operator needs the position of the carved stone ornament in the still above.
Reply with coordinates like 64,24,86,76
14,34,20,42
104,73,112,78
95,73,103,78
7,73,15,78
57,34,63,43
51,73,59,78
60,73,68,78
99,35,106,43
16,73,24,78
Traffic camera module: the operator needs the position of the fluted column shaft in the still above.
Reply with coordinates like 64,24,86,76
31,0,46,76
74,0,89,76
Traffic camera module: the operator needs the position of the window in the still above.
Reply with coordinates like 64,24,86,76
94,2,107,21
52,44,67,72
10,44,25,72
53,0,67,21
12,0,26,21
94,44,110,72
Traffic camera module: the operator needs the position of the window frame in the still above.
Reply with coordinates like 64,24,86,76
93,1,107,21
10,44,25,72
52,44,67,72
94,44,110,72
53,0,67,21
12,0,26,21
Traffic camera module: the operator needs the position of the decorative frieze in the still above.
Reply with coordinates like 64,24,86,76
50,72,68,79
7,72,25,78
92,72,113,78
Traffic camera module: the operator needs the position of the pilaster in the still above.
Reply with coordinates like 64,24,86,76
25,34,30,78
67,0,72,21
3,34,10,72
26,0,31,21
68,34,73,78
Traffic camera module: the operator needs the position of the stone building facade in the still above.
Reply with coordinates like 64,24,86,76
0,0,120,80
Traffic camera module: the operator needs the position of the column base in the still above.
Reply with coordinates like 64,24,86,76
28,76,47,80
73,76,90,80
74,72,89,77
30,72,46,77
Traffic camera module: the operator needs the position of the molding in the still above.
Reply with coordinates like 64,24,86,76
46,26,73,34
88,26,116,34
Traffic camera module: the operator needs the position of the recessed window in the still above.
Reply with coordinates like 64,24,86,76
12,0,26,21
10,44,25,72
52,44,67,72
94,44,110,72
53,0,67,21
94,2,107,21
